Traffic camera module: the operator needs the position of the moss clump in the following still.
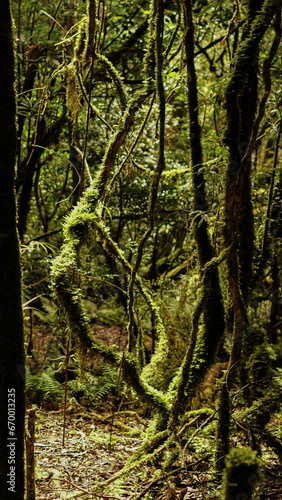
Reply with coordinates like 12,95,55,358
243,329,277,401
222,447,262,500
66,67,82,123
235,381,282,431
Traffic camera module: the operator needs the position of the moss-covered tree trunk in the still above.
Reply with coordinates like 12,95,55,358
168,0,225,427
214,0,281,474
0,2,26,498
224,0,278,375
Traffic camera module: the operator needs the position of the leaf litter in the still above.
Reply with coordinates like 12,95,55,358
32,403,147,499
29,403,282,500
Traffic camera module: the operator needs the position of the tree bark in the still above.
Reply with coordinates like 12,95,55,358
170,0,225,413
0,2,26,498
224,0,279,373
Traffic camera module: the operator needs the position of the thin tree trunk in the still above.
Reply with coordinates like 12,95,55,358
0,2,26,498
26,409,36,500
169,0,225,419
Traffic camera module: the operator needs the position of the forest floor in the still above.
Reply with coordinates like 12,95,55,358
30,403,214,500
28,403,282,500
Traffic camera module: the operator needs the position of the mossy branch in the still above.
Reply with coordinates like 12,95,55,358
96,53,128,111
95,218,169,378
222,447,263,500
51,238,169,415
168,247,230,428
91,432,169,489
224,0,278,157
102,93,155,208
248,5,281,159
177,0,226,414
127,0,167,363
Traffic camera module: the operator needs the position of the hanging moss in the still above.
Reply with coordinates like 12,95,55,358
73,1,96,61
74,16,87,59
66,65,82,123
222,447,262,500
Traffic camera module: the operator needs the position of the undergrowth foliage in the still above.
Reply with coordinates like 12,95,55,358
26,366,64,405
26,364,120,407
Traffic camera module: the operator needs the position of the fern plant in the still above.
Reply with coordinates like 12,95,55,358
26,362,122,408
26,365,64,405
67,364,121,404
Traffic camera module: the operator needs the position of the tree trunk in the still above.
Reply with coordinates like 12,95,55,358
0,2,26,498
224,0,278,375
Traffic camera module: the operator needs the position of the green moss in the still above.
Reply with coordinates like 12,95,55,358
244,334,276,400
224,0,277,154
64,210,96,241
182,308,223,401
234,380,282,431
222,447,262,500
74,16,87,59
97,54,128,111
183,251,226,399
143,0,156,86
95,427,169,487
66,65,82,122
50,0,171,441
136,326,146,373
183,408,214,420
162,439,180,472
